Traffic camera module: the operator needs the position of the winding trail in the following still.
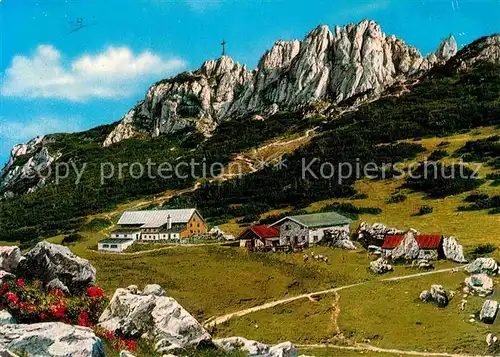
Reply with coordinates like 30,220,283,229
203,266,465,328
296,343,492,357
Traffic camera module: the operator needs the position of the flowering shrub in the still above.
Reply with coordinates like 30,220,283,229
0,279,108,327
95,328,137,352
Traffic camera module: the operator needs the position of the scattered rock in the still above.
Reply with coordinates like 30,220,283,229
419,285,449,307
466,258,498,276
0,311,15,325
465,274,494,296
370,258,393,274
214,337,269,355
142,284,166,296
486,333,498,347
268,341,297,357
479,300,499,324
442,236,467,263
120,351,135,357
18,242,96,295
126,285,139,294
214,337,297,357
99,285,211,352
0,322,105,357
0,247,22,273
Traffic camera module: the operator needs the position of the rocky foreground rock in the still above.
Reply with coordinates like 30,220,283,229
18,242,96,295
98,284,211,352
0,322,105,357
419,285,449,307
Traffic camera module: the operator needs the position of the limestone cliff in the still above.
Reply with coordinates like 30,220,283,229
104,20,459,147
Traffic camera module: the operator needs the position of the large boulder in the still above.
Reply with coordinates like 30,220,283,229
466,258,498,276
0,247,22,273
18,242,96,295
214,337,297,357
392,231,420,261
323,230,356,250
419,285,449,307
370,258,393,274
356,222,405,243
465,274,494,296
0,322,105,357
479,300,499,324
442,236,467,263
98,285,211,352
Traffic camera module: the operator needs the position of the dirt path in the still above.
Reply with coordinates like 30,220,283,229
297,343,491,357
88,242,225,256
203,266,465,328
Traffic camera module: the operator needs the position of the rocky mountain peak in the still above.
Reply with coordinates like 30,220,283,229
105,20,460,146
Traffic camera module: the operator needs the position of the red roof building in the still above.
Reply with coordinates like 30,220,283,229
416,235,443,249
381,235,406,249
238,226,280,250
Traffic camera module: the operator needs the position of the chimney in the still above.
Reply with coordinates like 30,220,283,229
167,214,172,230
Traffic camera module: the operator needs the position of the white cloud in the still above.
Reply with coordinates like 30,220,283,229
0,116,83,142
1,45,186,101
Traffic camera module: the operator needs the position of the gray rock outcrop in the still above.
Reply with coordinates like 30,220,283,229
98,284,211,352
419,285,449,307
370,258,393,274
479,300,499,324
18,242,96,295
465,274,494,296
466,258,498,276
0,322,105,357
442,236,467,263
356,221,405,243
0,247,22,273
323,230,356,250
214,337,297,357
103,20,458,147
392,231,420,260
0,136,58,196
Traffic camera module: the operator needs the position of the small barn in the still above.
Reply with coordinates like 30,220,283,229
381,235,406,257
238,226,280,250
416,235,444,260
98,238,135,253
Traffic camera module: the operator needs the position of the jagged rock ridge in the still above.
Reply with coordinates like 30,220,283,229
103,20,459,147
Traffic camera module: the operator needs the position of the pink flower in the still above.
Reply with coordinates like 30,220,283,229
16,278,24,288
40,313,48,320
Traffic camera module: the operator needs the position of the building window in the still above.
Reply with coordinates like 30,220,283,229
285,225,290,231
124,234,128,238
313,236,319,242
103,244,109,248
110,245,118,248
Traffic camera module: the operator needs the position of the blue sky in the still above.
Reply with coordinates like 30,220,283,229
0,0,499,164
